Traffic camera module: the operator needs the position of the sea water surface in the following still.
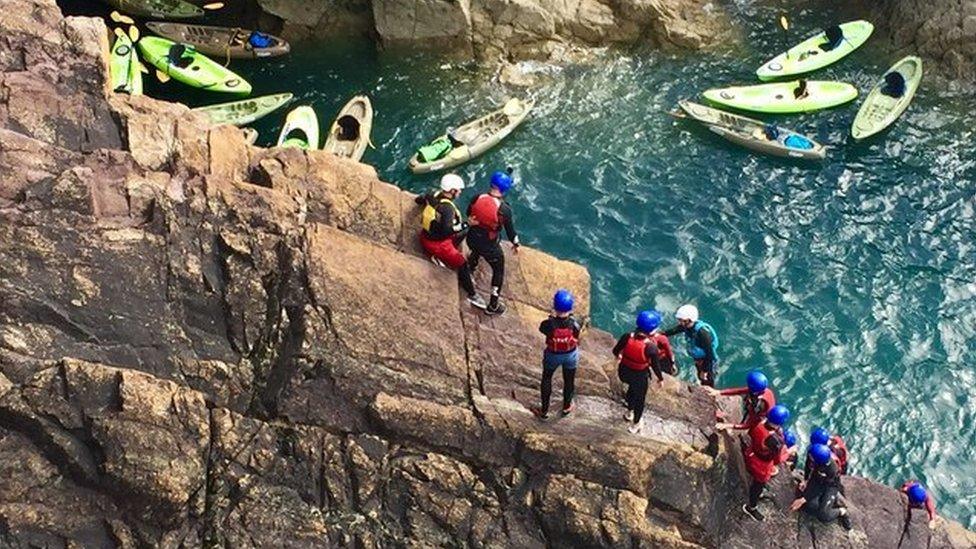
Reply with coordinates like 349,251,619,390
119,0,976,526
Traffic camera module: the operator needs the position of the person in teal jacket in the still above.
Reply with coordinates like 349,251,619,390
661,304,719,386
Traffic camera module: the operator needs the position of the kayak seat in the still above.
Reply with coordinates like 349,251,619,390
881,72,906,98
763,124,779,140
248,31,274,49
784,134,814,150
337,115,360,141
820,25,844,52
167,44,193,68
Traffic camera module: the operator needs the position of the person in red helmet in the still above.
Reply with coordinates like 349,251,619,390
416,173,487,310
712,369,776,431
742,404,790,522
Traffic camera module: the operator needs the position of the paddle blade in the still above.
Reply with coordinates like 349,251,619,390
203,2,225,9
367,138,376,150
156,69,171,83
779,15,789,31
128,25,140,42
110,10,135,25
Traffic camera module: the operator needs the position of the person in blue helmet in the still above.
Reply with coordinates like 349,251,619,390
661,304,719,386
466,168,520,315
612,310,667,434
742,404,789,521
532,289,584,419
900,481,938,530
783,429,799,471
791,443,852,530
713,370,776,431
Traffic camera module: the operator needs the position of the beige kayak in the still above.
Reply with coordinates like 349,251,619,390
322,95,373,162
408,98,534,174
145,22,289,59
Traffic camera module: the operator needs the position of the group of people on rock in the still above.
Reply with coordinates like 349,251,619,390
415,171,942,533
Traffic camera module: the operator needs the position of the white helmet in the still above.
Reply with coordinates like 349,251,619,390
675,304,699,322
439,173,465,192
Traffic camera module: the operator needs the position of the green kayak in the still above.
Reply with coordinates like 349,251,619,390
109,31,142,96
104,0,204,19
851,56,922,140
757,21,874,81
138,36,251,94
703,81,858,114
276,106,319,150
192,93,294,127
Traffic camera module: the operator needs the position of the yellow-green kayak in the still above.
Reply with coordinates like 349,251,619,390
757,21,874,81
703,81,858,114
109,31,142,96
138,36,251,94
276,106,319,150
851,56,922,140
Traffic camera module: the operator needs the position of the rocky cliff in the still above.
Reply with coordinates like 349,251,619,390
875,0,976,81
2,1,976,547
257,0,730,62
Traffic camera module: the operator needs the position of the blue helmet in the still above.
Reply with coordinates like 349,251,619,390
746,370,768,394
553,289,574,313
636,310,661,333
811,427,830,446
907,483,927,505
810,443,832,465
767,404,790,426
784,429,797,448
490,170,514,194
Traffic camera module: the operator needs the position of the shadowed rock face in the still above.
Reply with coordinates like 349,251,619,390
874,0,976,81
1,2,975,547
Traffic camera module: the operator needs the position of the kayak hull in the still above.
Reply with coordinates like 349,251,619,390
276,106,320,150
146,22,290,59
109,32,143,96
192,93,294,127
137,36,252,94
104,0,203,19
703,81,858,114
322,95,373,162
678,100,825,160
851,56,922,140
757,20,874,81
409,98,534,174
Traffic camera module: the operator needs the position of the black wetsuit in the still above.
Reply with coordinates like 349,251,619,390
466,196,518,308
802,460,845,523
612,332,664,423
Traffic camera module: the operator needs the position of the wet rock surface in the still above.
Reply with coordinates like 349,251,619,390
1,2,975,547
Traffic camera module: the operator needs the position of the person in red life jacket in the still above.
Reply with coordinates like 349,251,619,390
829,434,849,475
712,370,776,432
802,428,849,483
531,289,584,419
612,310,666,434
465,168,520,316
660,304,719,387
790,443,852,530
741,404,790,522
900,481,938,529
649,325,676,375
415,174,487,310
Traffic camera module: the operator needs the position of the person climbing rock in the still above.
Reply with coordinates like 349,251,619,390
791,443,852,530
802,428,849,481
829,432,849,475
612,310,666,434
466,168,519,316
900,481,938,530
741,404,790,522
662,304,719,386
712,369,776,431
532,289,583,419
416,174,487,310
783,429,799,471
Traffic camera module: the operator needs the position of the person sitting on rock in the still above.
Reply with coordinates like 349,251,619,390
661,304,719,386
712,369,776,431
900,481,938,530
466,169,520,316
791,443,853,530
803,428,849,481
532,289,583,419
612,311,666,434
415,174,486,310
741,404,790,522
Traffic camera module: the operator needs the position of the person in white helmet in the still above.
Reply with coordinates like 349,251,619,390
661,304,720,386
415,174,487,309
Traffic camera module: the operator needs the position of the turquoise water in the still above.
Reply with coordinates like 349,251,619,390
134,3,976,526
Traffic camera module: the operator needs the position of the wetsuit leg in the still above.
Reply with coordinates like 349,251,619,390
695,360,716,387
540,366,555,415
618,364,634,411
815,487,842,523
562,367,576,409
631,369,649,422
458,263,476,296
748,480,764,507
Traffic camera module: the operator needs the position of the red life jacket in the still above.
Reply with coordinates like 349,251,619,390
744,422,783,483
650,333,673,363
547,326,578,353
619,333,649,370
469,194,502,240
742,388,776,428
830,435,848,474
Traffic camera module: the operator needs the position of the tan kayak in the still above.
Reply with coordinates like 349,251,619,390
145,22,289,59
408,98,533,174
322,95,373,162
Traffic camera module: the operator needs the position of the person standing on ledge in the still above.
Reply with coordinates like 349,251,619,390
661,304,720,386
742,404,790,522
466,168,519,316
791,443,852,530
712,369,776,431
900,481,938,530
416,174,486,310
532,289,583,419
612,310,666,435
